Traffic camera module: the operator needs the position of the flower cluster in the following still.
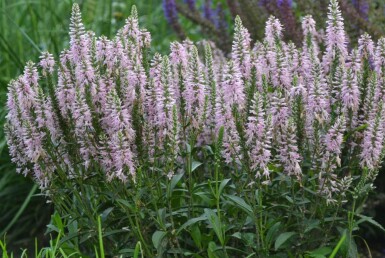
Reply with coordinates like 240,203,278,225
5,1,385,206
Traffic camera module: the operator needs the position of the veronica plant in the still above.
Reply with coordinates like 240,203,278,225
5,0,385,256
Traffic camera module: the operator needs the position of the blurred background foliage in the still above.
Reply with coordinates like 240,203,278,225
162,0,385,53
1,0,385,255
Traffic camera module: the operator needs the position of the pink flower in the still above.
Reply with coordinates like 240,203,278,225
307,63,330,125
215,88,242,164
341,68,360,112
57,50,76,118
323,0,348,71
265,16,283,46
184,46,206,129
220,60,245,111
278,120,302,179
360,103,385,170
73,90,96,168
374,38,385,75
302,15,319,57
358,33,374,59
39,52,55,76
232,16,251,77
246,92,272,179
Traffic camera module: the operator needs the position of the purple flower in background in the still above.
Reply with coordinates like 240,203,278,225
352,0,369,20
214,3,227,30
277,0,292,8
203,0,214,23
185,0,196,11
202,0,227,30
163,0,178,24
163,0,185,39
259,0,277,13
277,0,297,41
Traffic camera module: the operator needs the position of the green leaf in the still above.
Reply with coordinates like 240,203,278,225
304,220,320,233
190,224,202,249
207,241,218,258
231,232,242,239
191,160,203,172
152,231,167,250
225,194,253,216
186,143,192,153
342,233,358,258
307,247,332,258
157,208,167,228
204,209,224,246
285,196,294,204
100,207,114,221
133,241,143,258
266,222,281,247
274,232,296,250
177,215,207,235
194,192,215,205
116,199,134,210
242,233,256,248
356,214,385,232
168,173,184,198
218,179,231,196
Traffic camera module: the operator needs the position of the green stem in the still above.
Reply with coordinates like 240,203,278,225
348,199,356,246
97,216,105,258
167,196,182,258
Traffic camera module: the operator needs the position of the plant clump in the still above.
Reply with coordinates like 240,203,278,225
5,0,385,256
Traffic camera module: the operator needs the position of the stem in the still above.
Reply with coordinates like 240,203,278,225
121,187,153,257
348,199,357,246
187,136,195,217
167,195,182,258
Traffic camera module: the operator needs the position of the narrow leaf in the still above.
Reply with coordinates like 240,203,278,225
176,215,207,235
152,231,167,250
274,232,296,250
218,179,231,196
204,209,224,245
225,194,253,216
191,160,203,172
356,214,385,232
168,173,184,198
